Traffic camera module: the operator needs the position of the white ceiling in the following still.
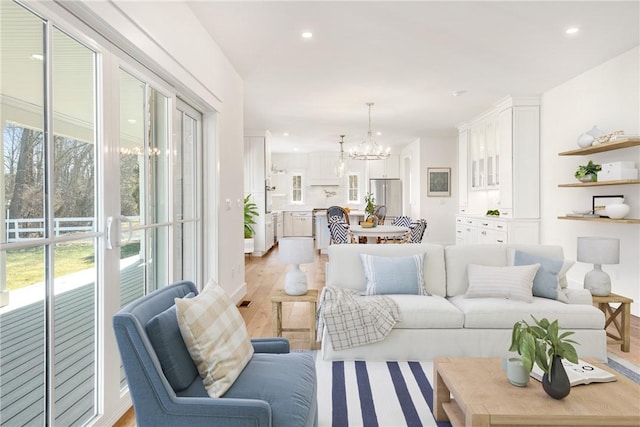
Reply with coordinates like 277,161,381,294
187,1,639,153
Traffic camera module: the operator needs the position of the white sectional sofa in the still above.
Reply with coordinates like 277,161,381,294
322,243,607,362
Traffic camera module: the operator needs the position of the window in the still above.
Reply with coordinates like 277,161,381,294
348,173,359,203
291,171,303,204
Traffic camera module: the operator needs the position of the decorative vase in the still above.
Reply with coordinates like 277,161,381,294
605,203,630,219
542,356,571,399
578,174,597,183
586,126,605,145
576,133,594,148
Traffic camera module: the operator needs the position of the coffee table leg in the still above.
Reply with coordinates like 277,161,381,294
433,366,450,422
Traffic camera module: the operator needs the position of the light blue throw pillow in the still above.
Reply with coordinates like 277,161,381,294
360,253,429,295
513,250,570,303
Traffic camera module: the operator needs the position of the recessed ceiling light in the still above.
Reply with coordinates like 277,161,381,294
376,131,382,136
283,132,289,136
30,54,43,61
452,90,468,97
566,27,580,35
301,32,313,39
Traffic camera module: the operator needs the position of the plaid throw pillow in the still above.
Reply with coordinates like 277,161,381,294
175,280,254,397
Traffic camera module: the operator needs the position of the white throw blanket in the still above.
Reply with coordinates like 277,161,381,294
317,287,400,350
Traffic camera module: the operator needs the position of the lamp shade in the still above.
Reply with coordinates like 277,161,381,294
576,237,620,265
278,237,314,265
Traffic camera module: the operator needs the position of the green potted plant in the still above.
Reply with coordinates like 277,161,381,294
363,192,376,227
244,194,259,253
510,316,579,399
574,160,601,182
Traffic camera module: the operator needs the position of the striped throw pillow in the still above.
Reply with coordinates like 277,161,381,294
465,264,539,302
360,253,429,295
176,280,254,397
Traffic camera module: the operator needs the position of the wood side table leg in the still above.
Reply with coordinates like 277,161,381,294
622,301,631,352
309,301,317,350
271,301,282,337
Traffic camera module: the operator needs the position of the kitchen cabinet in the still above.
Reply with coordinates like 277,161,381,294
308,152,341,186
455,215,539,245
458,127,469,213
283,211,313,236
275,211,284,241
496,99,540,218
368,154,400,179
459,96,540,218
557,137,640,223
244,132,273,256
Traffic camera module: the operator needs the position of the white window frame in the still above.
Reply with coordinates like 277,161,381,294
347,172,360,204
290,170,304,204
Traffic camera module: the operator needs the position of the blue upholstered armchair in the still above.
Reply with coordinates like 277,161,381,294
113,281,318,427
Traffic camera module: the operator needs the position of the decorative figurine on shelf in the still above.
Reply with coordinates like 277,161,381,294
574,160,601,182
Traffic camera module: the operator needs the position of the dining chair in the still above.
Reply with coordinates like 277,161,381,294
406,219,427,243
327,218,355,244
373,205,387,225
326,205,350,225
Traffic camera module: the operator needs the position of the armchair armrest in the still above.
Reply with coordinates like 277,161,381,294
151,396,272,427
251,337,290,353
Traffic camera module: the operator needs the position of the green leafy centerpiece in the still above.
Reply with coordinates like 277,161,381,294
510,316,579,399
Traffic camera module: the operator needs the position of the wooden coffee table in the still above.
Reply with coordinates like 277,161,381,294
433,357,640,426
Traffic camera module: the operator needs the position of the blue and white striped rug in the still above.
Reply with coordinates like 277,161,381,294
315,357,450,427
315,354,640,427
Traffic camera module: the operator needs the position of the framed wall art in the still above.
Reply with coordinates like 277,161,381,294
427,167,451,197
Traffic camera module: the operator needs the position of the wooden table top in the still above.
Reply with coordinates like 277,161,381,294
434,357,640,426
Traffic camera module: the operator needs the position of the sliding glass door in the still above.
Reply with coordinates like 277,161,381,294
1,1,98,424
1,1,205,424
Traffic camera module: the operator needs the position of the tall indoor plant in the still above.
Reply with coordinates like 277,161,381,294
510,316,579,399
244,194,259,253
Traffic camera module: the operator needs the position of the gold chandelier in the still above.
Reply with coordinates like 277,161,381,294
349,102,390,160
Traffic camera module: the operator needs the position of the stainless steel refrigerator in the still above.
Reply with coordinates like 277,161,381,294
369,178,402,217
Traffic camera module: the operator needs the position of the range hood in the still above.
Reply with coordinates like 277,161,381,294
308,178,340,186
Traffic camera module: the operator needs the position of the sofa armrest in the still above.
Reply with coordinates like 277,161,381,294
564,288,593,305
251,337,290,353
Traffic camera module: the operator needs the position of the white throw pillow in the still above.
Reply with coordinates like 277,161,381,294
175,279,254,398
465,264,540,303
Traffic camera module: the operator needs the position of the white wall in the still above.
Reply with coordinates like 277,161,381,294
541,46,640,315
419,135,458,245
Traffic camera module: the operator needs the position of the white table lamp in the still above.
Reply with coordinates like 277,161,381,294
278,237,314,295
577,236,620,296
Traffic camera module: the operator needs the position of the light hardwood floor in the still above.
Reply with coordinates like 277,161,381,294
114,246,639,426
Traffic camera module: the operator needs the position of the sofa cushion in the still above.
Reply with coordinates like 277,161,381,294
360,253,428,295
176,280,254,398
327,243,447,296
445,244,565,297
386,295,464,329
511,250,572,303
449,294,605,329
176,352,318,427
465,264,539,302
224,353,317,427
145,292,197,392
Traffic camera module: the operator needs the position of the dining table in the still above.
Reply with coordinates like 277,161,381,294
349,224,410,244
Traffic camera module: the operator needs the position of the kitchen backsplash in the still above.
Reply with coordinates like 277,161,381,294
271,181,363,211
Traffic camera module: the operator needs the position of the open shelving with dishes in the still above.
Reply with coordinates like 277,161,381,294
557,137,639,223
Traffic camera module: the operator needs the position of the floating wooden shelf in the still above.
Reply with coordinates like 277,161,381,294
558,179,640,187
558,216,640,224
558,138,640,156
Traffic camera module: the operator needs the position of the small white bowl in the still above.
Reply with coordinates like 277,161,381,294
605,203,630,219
